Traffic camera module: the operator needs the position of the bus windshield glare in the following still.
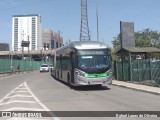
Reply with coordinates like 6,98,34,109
77,55,111,69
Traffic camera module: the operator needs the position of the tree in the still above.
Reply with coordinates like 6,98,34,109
111,29,160,61
135,28,160,48
112,34,121,50
112,28,160,49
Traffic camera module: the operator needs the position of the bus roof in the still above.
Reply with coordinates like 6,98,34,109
56,41,108,53
70,41,108,49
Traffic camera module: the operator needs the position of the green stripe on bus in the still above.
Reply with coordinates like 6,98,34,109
85,72,108,78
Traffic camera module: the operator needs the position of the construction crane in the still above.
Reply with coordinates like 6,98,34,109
80,0,90,41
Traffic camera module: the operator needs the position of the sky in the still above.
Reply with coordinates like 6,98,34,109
0,0,160,48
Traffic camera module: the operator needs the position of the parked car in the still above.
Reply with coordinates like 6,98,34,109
40,64,49,72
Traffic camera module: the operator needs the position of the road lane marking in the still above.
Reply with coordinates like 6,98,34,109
24,82,50,111
0,82,29,104
0,82,60,120
0,83,28,102
2,107,45,111
25,82,60,120
11,91,29,93
0,100,36,105
25,82,61,120
6,95,32,98
15,88,27,90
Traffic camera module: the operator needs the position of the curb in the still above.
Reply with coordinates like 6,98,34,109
112,83,160,95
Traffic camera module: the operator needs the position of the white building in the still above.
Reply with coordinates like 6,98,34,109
12,14,41,51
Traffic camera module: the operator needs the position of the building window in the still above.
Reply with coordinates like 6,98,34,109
32,17,36,50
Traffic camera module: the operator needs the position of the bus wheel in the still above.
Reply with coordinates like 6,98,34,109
57,71,59,79
67,73,71,87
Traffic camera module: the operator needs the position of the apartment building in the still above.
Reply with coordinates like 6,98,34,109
0,43,9,51
12,14,41,51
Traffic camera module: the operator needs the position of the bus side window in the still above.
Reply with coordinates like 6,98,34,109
110,55,112,61
70,52,75,67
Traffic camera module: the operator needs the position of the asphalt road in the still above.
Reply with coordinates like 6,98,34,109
0,71,160,120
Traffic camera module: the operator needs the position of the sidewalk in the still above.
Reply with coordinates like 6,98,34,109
112,80,160,95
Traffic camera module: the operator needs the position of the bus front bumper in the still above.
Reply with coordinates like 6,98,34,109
74,74,112,86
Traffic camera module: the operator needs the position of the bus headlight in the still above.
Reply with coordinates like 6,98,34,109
107,69,112,75
76,71,85,77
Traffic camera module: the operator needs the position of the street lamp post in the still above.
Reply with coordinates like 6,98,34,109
10,50,13,71
96,2,99,41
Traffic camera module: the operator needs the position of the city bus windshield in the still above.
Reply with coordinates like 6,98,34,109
77,55,111,69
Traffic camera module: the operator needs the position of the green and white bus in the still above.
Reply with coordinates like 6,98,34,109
52,41,112,86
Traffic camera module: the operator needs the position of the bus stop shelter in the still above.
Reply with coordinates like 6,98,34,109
114,47,160,86
116,47,160,61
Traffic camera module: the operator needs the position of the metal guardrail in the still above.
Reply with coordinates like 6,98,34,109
0,58,52,73
0,49,55,56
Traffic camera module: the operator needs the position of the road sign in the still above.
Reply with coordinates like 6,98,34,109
21,41,30,47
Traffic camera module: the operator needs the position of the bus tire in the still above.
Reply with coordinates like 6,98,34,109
57,71,59,79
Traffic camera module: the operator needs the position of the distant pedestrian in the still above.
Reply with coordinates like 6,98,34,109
17,65,20,70
11,65,14,71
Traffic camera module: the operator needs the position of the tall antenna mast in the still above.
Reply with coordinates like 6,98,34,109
80,0,90,41
96,2,99,41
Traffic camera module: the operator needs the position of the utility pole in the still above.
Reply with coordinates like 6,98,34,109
96,2,99,41
80,0,90,41
27,35,31,70
28,35,30,56
10,50,13,71
21,30,25,60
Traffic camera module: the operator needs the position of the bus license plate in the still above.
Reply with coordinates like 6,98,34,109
92,81,101,84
